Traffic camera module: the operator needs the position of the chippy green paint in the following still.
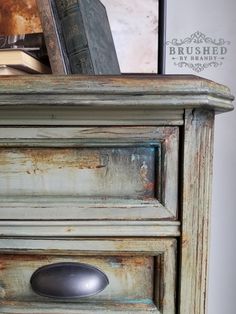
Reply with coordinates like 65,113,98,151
0,75,233,314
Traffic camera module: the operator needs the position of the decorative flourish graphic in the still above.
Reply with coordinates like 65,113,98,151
174,61,223,73
166,31,230,46
167,31,230,73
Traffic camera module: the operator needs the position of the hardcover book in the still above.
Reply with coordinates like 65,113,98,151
0,50,51,74
53,0,120,74
0,33,50,68
36,0,70,74
0,33,45,49
0,65,28,76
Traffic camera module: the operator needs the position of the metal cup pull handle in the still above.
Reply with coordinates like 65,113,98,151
30,262,109,299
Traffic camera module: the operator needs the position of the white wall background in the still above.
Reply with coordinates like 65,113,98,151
166,1,236,313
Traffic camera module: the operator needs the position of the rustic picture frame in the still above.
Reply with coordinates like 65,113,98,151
37,0,166,74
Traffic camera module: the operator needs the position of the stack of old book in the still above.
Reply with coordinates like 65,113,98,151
0,33,51,75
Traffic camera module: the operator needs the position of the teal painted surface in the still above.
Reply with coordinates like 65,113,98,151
0,76,233,314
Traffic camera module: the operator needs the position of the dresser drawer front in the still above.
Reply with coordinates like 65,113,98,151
0,127,179,222
0,255,153,302
0,238,176,314
0,147,155,199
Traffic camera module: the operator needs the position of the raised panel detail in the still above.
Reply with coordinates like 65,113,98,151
0,147,156,199
0,127,179,228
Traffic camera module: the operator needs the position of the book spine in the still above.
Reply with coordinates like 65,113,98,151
36,0,70,74
53,0,94,74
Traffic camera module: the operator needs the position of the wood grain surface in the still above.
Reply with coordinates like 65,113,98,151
0,238,176,314
0,75,233,314
179,109,215,314
0,126,179,224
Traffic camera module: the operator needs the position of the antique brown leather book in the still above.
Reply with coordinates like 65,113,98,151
36,0,69,74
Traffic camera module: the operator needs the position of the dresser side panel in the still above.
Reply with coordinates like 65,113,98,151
180,109,214,314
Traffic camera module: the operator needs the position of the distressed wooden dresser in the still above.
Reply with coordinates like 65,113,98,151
0,75,234,314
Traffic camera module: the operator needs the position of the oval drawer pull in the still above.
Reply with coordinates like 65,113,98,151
30,262,109,299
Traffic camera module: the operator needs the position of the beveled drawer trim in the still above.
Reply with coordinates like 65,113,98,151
0,126,179,221
0,302,158,313
0,126,178,141
0,197,174,221
0,108,184,126
0,220,180,237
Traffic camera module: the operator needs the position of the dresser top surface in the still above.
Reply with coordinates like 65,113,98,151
0,74,234,113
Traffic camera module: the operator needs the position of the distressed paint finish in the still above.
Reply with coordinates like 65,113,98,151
0,126,179,223
179,109,215,314
0,76,232,108
0,75,233,126
0,221,180,237
0,302,158,313
0,147,155,198
0,238,176,314
0,76,234,314
0,255,153,302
